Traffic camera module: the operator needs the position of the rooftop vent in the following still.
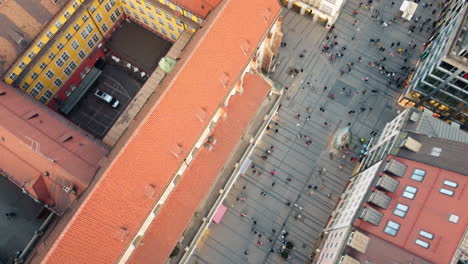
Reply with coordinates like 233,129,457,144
384,159,407,177
430,147,442,157
219,72,230,88
8,31,27,46
240,39,251,55
410,112,420,122
171,144,184,158
359,206,383,226
401,137,422,152
347,231,370,253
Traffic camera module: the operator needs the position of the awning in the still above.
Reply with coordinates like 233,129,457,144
347,231,370,253
212,204,227,224
377,175,400,193
359,206,383,226
400,0,418,20
368,190,392,209
384,159,407,177
60,67,102,115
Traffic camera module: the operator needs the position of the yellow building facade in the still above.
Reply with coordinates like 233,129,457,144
3,0,200,104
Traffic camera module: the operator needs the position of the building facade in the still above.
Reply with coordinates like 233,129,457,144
358,107,468,173
280,0,347,27
2,0,211,107
399,0,468,127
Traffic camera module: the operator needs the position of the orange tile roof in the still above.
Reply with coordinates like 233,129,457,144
39,0,280,262
354,156,468,264
171,0,222,18
128,73,271,263
0,82,109,214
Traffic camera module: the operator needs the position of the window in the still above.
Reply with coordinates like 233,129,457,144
39,62,47,70
101,24,108,32
419,230,434,240
124,6,130,13
158,17,164,25
138,6,145,14
29,89,39,97
152,22,158,30
69,61,77,70
71,40,79,50
54,78,63,87
64,11,71,19
176,19,182,26
92,34,99,43
28,51,36,59
46,31,53,38
57,42,64,50
74,24,80,31
384,221,400,236
411,169,426,182
49,52,56,60
64,67,72,76
21,83,30,90
165,13,172,21
168,23,174,30
105,3,112,12
30,72,39,80
55,20,62,28
88,39,95,48
402,186,417,199
95,13,103,22
170,33,176,40
37,41,44,48
85,25,93,34
178,28,183,34
56,58,65,67
115,9,121,16
161,27,167,35
78,50,86,59
130,2,135,8
440,188,454,196
155,8,161,14
148,12,154,19
430,147,442,157
142,17,148,24
61,52,70,62
81,29,89,39
65,33,72,40
8,73,17,80
110,14,116,22
33,82,45,92
133,12,140,19
415,239,430,248
393,203,409,218
45,69,55,79
73,1,79,9
186,11,192,19
444,180,458,188
145,3,151,10
18,62,26,69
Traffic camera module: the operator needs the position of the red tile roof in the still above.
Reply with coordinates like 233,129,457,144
0,82,109,215
354,156,468,264
39,0,280,262
172,0,222,18
128,73,271,263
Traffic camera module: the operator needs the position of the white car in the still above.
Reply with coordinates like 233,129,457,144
95,90,119,108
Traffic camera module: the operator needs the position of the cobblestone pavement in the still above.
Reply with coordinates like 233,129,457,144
187,0,435,263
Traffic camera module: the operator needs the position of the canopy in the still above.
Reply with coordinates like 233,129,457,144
333,127,351,150
400,0,418,21
60,67,102,115
158,57,177,73
212,204,227,224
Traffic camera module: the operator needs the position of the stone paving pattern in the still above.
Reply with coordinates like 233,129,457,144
188,0,436,263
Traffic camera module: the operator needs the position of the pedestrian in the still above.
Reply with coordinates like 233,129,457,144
272,182,276,187
352,20,357,26
364,77,369,82
323,86,328,91
396,41,400,46
286,178,292,182
240,212,247,217
296,113,301,118
353,10,358,16
391,42,395,47
324,122,329,126
391,1,395,5
244,250,249,255
270,170,276,176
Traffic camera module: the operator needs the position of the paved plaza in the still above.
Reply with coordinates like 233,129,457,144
188,0,435,263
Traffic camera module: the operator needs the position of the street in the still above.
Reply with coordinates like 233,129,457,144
188,0,435,263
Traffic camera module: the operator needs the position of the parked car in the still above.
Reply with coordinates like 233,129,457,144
95,90,119,108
